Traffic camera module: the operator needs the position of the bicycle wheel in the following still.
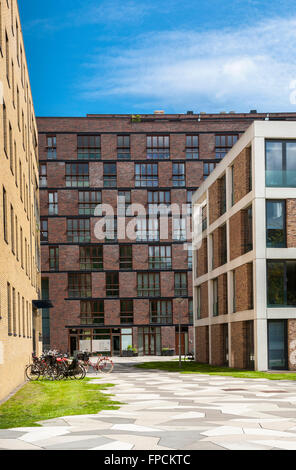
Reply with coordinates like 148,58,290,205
69,364,86,380
25,364,40,381
99,357,114,374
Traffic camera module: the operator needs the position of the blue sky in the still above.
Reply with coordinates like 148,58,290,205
19,0,296,116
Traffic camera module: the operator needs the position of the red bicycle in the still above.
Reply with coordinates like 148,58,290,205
78,352,114,374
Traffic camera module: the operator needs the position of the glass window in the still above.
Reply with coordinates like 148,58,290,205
104,163,117,187
215,134,238,159
267,260,296,307
137,273,160,297
266,140,296,187
66,163,89,187
172,163,185,187
79,246,103,270
135,163,158,187
148,245,171,269
147,135,169,159
117,135,130,160
119,245,132,269
150,300,172,324
77,135,101,160
106,272,119,296
213,278,218,316
266,200,286,247
268,320,287,370
186,135,199,159
120,300,133,324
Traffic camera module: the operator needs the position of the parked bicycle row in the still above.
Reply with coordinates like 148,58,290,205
25,350,114,381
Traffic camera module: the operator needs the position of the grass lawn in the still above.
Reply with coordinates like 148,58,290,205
0,378,121,429
136,361,296,381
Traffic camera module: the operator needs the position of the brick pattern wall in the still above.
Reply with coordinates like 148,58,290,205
233,147,251,204
195,326,209,363
218,273,228,315
210,324,226,366
286,199,296,248
196,238,208,277
288,319,296,371
234,263,253,312
231,321,247,369
200,282,209,319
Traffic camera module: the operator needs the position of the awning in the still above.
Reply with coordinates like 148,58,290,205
32,300,54,309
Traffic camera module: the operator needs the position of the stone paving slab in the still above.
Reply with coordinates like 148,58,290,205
1,360,296,450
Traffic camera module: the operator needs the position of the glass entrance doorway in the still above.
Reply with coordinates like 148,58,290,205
138,327,161,355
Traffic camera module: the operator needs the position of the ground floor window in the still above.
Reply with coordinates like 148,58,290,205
268,320,288,370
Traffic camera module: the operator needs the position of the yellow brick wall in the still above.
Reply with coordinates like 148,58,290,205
0,0,41,401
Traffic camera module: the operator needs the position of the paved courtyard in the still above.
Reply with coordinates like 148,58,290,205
1,359,296,450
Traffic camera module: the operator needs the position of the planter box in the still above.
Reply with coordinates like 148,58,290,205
122,350,138,357
161,349,175,356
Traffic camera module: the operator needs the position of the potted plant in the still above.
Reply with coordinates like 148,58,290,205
122,345,138,357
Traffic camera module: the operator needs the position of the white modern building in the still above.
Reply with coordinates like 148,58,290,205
192,121,296,371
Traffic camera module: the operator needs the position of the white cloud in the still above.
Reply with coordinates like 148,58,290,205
82,17,296,111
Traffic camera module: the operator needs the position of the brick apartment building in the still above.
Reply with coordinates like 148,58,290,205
0,0,42,400
37,111,296,357
192,121,296,371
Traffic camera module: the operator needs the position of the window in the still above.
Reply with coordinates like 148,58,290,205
47,135,56,159
119,245,132,269
80,300,104,325
147,135,169,159
7,282,12,335
3,102,7,156
40,218,48,242
20,226,24,267
66,163,89,187
186,135,199,159
174,272,187,296
187,190,194,215
106,272,119,296
105,217,117,242
68,273,92,298
104,163,116,187
120,300,133,324
117,135,130,160
77,135,101,160
48,191,58,215
137,273,160,297
266,140,296,187
150,300,172,324
135,163,158,187
215,134,238,159
188,299,193,323
232,270,236,313
203,162,216,178
39,163,47,187
5,31,9,84
268,320,287,370
15,215,18,260
219,224,227,265
243,206,253,253
67,218,90,243
49,246,59,271
78,191,101,215
213,278,218,316
196,287,201,319
202,205,207,231
267,260,296,307
9,123,13,170
10,204,14,253
148,190,170,214
3,186,7,243
266,200,286,248
230,165,234,206
172,163,185,187
118,191,131,216
173,217,187,241
79,246,103,270
219,174,226,216
187,245,192,269
148,245,171,269
136,217,159,241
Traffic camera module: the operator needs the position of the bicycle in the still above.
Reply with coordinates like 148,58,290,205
183,351,195,362
56,357,86,380
78,352,114,374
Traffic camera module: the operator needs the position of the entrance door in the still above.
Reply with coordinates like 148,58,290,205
268,320,288,370
138,327,161,355
112,335,120,356
175,327,188,355
69,336,78,356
